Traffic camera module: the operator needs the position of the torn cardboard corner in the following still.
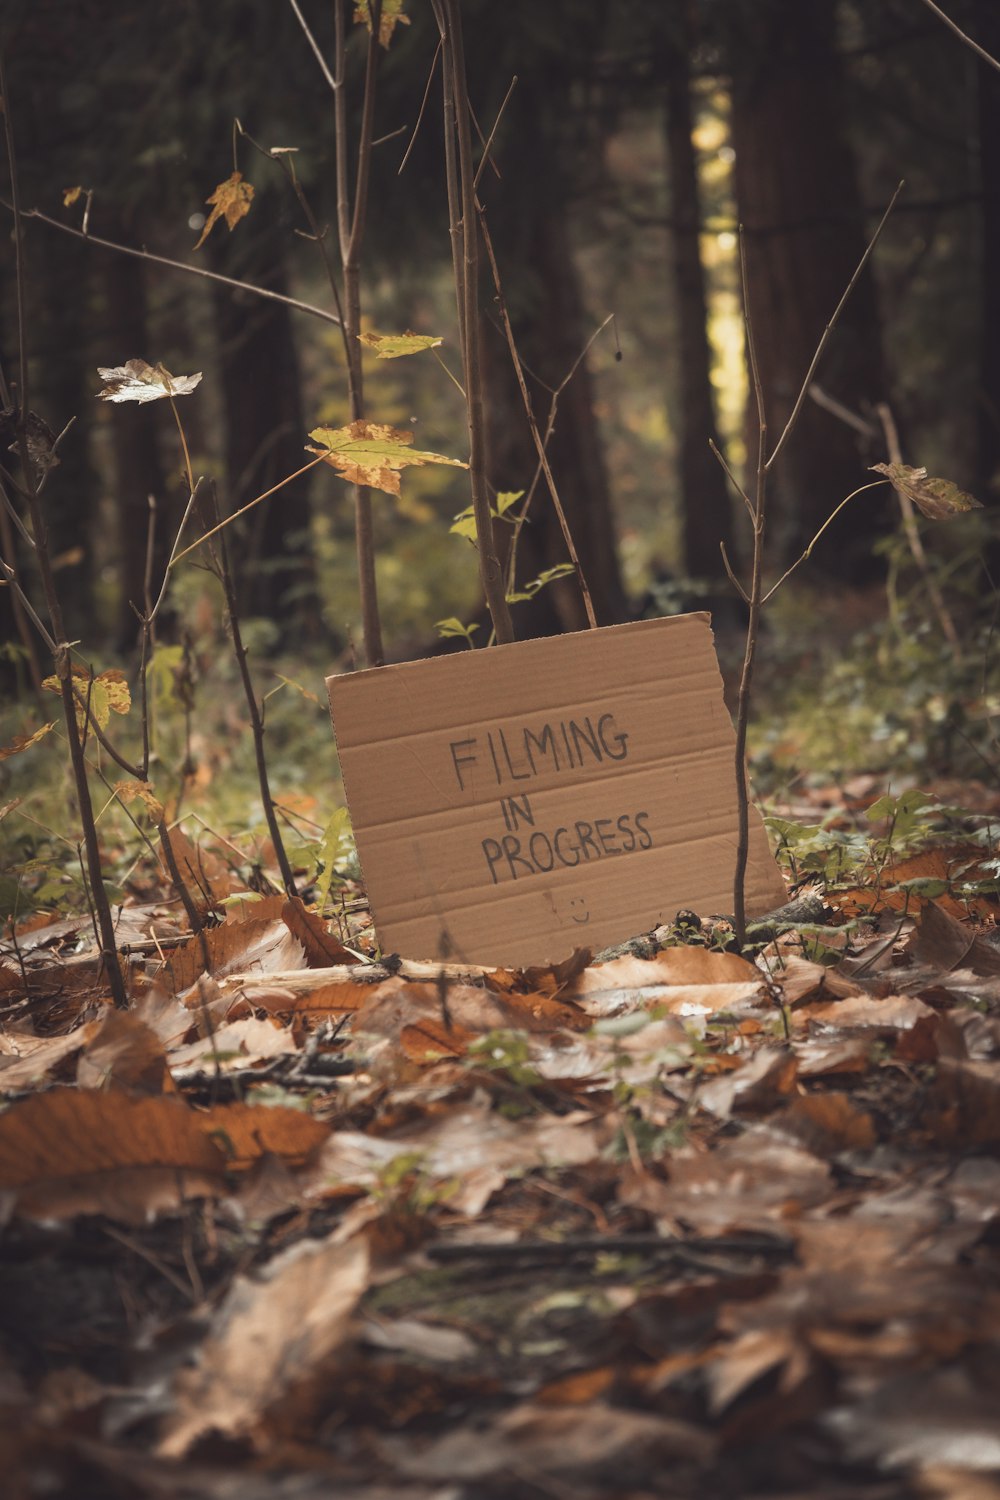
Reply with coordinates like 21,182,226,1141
326,614,786,968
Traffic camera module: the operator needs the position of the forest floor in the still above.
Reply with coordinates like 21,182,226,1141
1,764,999,1499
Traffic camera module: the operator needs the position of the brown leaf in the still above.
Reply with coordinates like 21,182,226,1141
76,1008,169,1095
0,1092,226,1222
165,914,304,996
870,461,983,520
697,1046,798,1119
907,900,1000,978
159,1235,369,1456
194,170,254,249
281,896,359,966
0,723,55,761
778,1091,876,1152
195,1100,329,1170
565,947,763,1019
306,419,466,497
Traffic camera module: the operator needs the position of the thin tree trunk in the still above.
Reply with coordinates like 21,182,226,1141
662,27,735,583
728,0,891,579
976,0,1000,504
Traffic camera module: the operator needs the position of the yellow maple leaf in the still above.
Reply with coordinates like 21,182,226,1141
353,0,410,47
43,667,132,732
63,186,83,207
358,331,444,360
306,419,466,497
114,779,165,821
195,171,255,250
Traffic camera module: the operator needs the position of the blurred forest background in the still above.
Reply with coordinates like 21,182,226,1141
1,0,998,854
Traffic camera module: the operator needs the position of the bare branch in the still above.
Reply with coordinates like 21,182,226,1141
918,0,1000,73
765,182,903,474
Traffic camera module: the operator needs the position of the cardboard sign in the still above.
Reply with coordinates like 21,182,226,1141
327,614,785,966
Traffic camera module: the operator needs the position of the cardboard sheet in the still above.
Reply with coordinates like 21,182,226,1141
327,615,786,966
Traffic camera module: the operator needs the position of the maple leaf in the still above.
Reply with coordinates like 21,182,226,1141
194,170,254,249
353,0,410,48
0,723,56,761
63,186,83,206
358,331,444,360
96,359,202,404
114,779,165,821
306,419,466,497
869,462,984,520
42,666,132,731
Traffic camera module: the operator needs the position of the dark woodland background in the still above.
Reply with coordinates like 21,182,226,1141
2,0,998,663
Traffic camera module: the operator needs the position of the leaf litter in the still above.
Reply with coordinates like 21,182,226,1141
1,795,999,1497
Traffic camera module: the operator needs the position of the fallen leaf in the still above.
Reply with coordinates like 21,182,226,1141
96,359,202,403
194,170,254,249
306,419,466,497
566,948,763,1019
76,1008,169,1095
159,1235,369,1455
165,914,303,996
777,1091,876,1152
281,896,359,966
0,1091,226,1221
697,1046,798,1119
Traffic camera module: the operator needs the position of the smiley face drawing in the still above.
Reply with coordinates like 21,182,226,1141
545,890,591,928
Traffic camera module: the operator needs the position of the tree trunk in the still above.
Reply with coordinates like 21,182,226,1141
727,0,891,579
976,0,1000,505
662,26,735,584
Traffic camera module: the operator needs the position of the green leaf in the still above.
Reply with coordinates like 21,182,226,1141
358,331,443,360
434,618,480,646
313,806,354,914
307,420,466,497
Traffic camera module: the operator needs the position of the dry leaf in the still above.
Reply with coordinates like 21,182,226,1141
0,1091,226,1222
0,722,55,761
306,419,466,497
42,666,130,731
76,1008,169,1096
113,778,164,821
194,170,255,249
159,1235,369,1456
353,0,410,47
870,462,983,520
566,947,763,1018
62,185,83,206
96,359,202,403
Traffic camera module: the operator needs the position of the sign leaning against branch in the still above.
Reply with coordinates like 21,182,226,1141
327,614,785,967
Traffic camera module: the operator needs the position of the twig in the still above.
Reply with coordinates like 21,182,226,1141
286,0,340,93
766,183,903,474
480,210,603,630
4,202,344,328
729,184,902,948
398,38,442,175
875,402,962,662
433,0,514,644
169,457,325,569
201,481,298,897
917,0,1000,73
